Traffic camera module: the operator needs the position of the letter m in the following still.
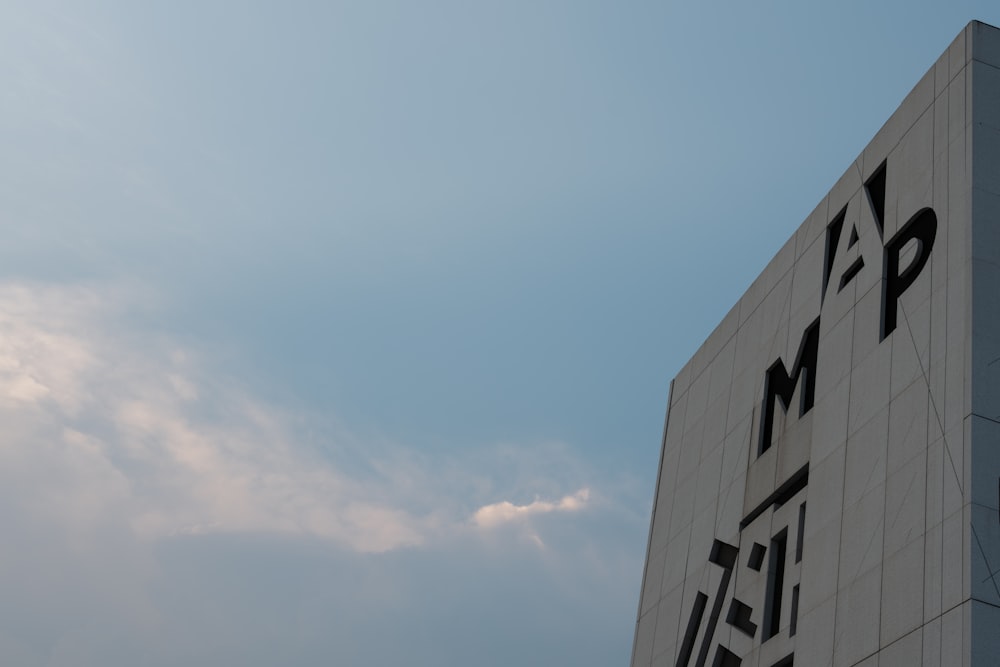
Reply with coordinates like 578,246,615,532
758,318,820,456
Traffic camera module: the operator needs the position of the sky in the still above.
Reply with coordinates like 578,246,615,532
2,2,1000,666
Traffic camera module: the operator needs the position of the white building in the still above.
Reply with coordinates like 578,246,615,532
631,20,1000,667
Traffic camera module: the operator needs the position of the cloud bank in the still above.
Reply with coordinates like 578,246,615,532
0,280,646,667
0,281,595,556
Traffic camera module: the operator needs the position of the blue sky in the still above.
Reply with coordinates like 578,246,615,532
2,2,999,665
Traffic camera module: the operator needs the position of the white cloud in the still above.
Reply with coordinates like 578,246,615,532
0,282,434,553
472,488,591,528
0,281,594,556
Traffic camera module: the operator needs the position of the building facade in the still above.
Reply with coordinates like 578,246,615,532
631,21,1000,667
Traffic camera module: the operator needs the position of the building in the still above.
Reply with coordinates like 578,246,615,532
631,20,1000,667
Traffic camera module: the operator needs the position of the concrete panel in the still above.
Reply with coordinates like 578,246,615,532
850,281,883,372
758,276,794,365
633,606,657,667
890,291,932,400
887,378,929,475
971,59,1000,134
672,360,693,410
827,160,863,231
790,235,824,322
924,521,944,623
883,450,927,558
849,201,886,304
969,415,1000,510
663,395,687,453
684,369,712,437
942,507,966,611
640,546,666,616
738,237,795,329
940,601,966,667
880,628,923,665
935,80,950,162
726,365,761,435
668,474,696,541
950,66,968,145
866,63,936,176
648,480,676,557
942,423,966,519
707,334,738,407
890,106,936,242
972,21,1000,68
844,406,888,509
677,417,704,483
936,35,953,96
744,443,777,519
702,394,731,458
686,502,719,578
692,302,740,382
848,341,892,436
810,375,850,464
776,412,812,488
951,23,971,81
971,258,1000,421
969,502,1000,607
973,125,1000,198
880,536,925,646
833,564,882,667
715,475,745,544
649,646,674,667
970,187,1000,268
839,486,886,586
815,310,855,404
650,645,677,667
695,442,724,513
927,327,948,441
651,583,683,666
721,413,753,486
662,525,691,596
971,599,1000,666
819,266,858,351
794,194,830,262
799,516,842,614
922,614,942,666
943,137,970,436
797,596,836,667
805,446,846,536
926,437,945,530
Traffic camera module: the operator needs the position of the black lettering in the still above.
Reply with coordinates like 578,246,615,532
693,540,739,667
865,160,887,237
789,585,800,637
748,542,766,571
712,646,742,667
726,598,757,638
881,208,937,340
822,207,847,299
758,319,820,455
677,592,708,667
795,502,806,563
763,529,788,641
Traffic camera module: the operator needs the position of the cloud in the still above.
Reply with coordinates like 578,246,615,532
0,281,435,553
472,488,590,528
0,279,643,667
0,280,594,556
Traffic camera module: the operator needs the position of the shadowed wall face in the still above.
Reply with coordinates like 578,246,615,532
632,21,1000,667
